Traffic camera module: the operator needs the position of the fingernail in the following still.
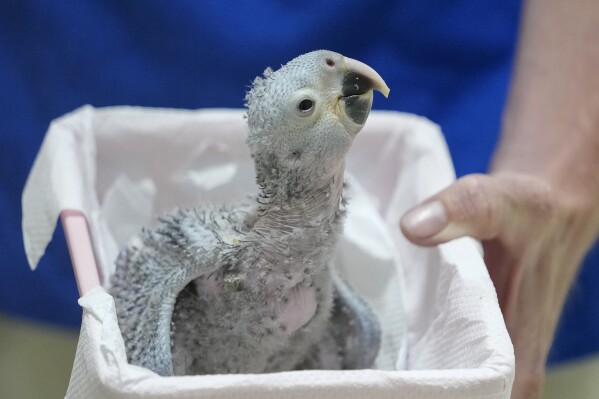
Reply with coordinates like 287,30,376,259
401,201,448,239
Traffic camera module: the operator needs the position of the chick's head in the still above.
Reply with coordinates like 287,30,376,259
245,50,389,174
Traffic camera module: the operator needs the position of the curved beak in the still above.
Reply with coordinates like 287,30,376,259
338,57,389,134
343,57,390,98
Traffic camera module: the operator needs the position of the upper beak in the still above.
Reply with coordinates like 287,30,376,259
338,57,389,133
342,57,390,98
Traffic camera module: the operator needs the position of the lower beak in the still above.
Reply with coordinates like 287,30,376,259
338,57,389,134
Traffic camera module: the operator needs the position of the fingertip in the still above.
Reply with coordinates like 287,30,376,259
401,219,470,247
400,200,448,240
401,174,508,246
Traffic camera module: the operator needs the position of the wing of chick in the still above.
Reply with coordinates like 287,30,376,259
109,201,255,376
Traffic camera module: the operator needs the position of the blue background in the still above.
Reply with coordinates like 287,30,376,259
1,0,597,365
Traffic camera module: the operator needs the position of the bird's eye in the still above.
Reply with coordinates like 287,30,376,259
297,99,314,114
292,90,317,117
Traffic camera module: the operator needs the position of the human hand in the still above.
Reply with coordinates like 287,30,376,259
400,173,599,399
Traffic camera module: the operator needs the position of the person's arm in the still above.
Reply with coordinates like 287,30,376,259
496,0,599,206
400,0,599,397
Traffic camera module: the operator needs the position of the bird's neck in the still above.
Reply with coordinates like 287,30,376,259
253,156,347,232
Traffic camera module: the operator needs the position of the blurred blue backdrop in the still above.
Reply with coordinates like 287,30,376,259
1,0,597,365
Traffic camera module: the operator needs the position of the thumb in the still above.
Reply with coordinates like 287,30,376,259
400,174,507,246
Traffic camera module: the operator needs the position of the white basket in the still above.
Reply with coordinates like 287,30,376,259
22,106,514,399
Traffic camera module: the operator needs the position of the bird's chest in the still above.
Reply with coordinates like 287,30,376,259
191,258,329,335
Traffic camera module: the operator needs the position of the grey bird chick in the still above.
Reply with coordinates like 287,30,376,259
110,50,390,376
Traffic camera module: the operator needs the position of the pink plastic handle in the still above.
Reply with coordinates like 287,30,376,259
60,210,101,296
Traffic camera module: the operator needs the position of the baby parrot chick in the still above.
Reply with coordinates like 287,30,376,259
110,50,390,376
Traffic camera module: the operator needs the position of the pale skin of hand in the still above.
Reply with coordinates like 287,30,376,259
400,0,599,398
